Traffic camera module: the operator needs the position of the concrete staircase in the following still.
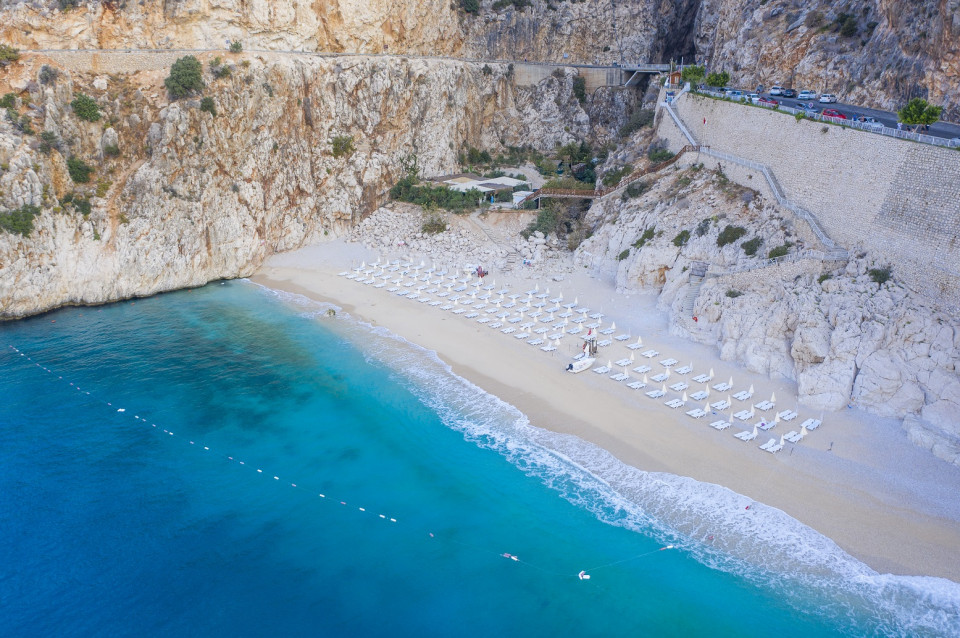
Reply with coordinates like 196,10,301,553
683,261,709,317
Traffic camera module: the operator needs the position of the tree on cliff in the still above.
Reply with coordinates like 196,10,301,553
705,71,730,89
681,65,705,87
165,56,205,100
897,98,942,131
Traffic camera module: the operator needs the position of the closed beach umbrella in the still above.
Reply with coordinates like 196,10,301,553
611,321,616,331
800,425,808,438
749,384,754,395
643,374,648,384
630,352,635,362
728,376,733,387
771,392,776,404
682,392,688,403
751,426,758,437
661,383,667,393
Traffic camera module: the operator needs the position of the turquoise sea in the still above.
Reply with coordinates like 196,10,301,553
1,281,958,637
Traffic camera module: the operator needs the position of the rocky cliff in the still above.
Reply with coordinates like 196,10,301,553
0,51,612,317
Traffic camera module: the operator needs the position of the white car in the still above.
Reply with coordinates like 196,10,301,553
747,93,761,104
819,94,838,103
769,86,784,96
797,90,817,100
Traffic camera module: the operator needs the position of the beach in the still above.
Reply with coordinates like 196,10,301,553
253,239,960,584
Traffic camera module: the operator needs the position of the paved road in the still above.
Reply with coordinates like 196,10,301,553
758,91,960,141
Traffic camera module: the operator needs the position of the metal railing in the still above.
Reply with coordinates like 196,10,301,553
696,91,960,150
706,249,847,277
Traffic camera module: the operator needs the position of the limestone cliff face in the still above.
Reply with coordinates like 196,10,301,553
695,0,960,119
0,53,597,318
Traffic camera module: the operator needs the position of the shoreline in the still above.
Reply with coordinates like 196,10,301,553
252,245,960,583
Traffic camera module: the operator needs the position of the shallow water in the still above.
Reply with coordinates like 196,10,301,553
1,281,957,637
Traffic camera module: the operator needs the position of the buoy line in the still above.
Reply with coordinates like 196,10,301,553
5,344,677,580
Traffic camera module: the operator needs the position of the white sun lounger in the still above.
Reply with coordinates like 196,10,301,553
535,327,549,334
800,418,821,430
651,373,669,383
489,322,503,329
758,438,777,451
610,373,629,382
568,326,583,335
593,365,611,374
690,390,709,401
597,339,612,347
632,365,652,374
665,398,685,409
733,410,753,421
614,358,632,367
520,322,535,330
464,313,479,319
669,382,689,392
686,408,707,418
674,365,693,375
712,382,732,392
615,334,631,341
758,420,776,431
540,344,557,352
626,342,643,350
527,338,544,346
778,410,798,421
646,389,666,399
627,381,646,390
503,302,517,309
599,327,615,335
754,400,775,411
732,390,753,401
508,316,522,324
338,271,350,277
710,420,732,431
558,311,573,318
453,308,466,314
659,358,679,367
440,304,453,311
375,283,386,288
586,322,600,330
572,317,586,324
735,429,758,441
501,327,516,334
429,301,442,307
710,399,731,411
477,317,490,324
692,374,712,384
783,430,802,443
767,440,784,453
641,349,659,358
514,333,531,340
387,287,399,293
547,333,564,340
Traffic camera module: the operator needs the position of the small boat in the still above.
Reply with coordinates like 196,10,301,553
566,357,596,373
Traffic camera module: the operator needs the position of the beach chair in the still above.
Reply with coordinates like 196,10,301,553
758,420,775,431
646,389,666,399
464,312,479,319
692,373,712,384
632,365,651,374
641,349,659,358
540,343,557,352
586,322,600,330
754,400,774,411
599,327,615,335
535,327,549,334
733,410,753,421
572,317,586,324
758,438,776,451
567,326,583,335
675,365,693,375
598,339,612,347
627,381,646,390
767,437,784,453
489,322,503,329
501,327,516,334
783,430,802,443
615,334,631,341
453,308,467,314
610,373,629,382
712,382,731,392
626,342,644,350
660,358,679,367
440,304,453,311
375,283,386,289
733,390,753,401
476,317,490,323
429,301,442,307
547,333,564,340
800,418,821,430
690,390,708,401
387,287,399,293
710,399,731,411
614,358,632,367
710,420,732,431
508,316,522,323
669,382,689,392
664,398,685,409
778,410,798,421
527,338,544,346
686,408,707,418
651,372,669,383
735,428,758,441
514,332,531,340
593,365,611,374
338,271,350,277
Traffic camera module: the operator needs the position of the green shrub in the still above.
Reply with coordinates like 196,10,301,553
421,213,447,234
229,40,243,53
67,157,93,183
331,135,355,158
726,289,743,298
200,96,217,116
210,57,232,79
616,248,630,261
705,70,730,87
73,197,91,216
0,93,15,109
165,56,204,99
542,177,596,191
868,267,891,285
39,131,60,155
71,93,100,122
0,204,41,236
742,237,762,256
622,180,650,200
818,273,832,284
795,112,805,122
459,0,479,13
572,76,586,103
717,225,747,246
619,109,654,137
0,44,19,65
767,244,790,259
672,229,690,247
103,144,120,157
602,164,633,187
648,148,674,163
632,226,655,249
695,218,711,237
390,176,481,211
481,64,493,76
39,65,59,85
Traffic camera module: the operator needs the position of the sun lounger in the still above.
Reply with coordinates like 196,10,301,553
767,440,784,453
712,382,731,392
758,419,776,431
419,296,433,303
754,400,774,411
690,390,708,401
520,322,535,330
598,340,612,347
599,327,616,335
692,374,712,384
646,389,666,399
559,311,573,318
375,283,386,288
615,334,631,341
568,326,583,335
669,382,689,392
710,420,732,431
610,373,629,382
503,302,516,309
338,271,350,277
404,281,416,287
641,349,659,358
396,291,410,298
665,398,685,409
547,333,564,340
627,381,646,390
489,322,502,329
778,410,798,421
508,316,522,323
477,317,490,324
452,308,466,314
387,287,399,293
586,322,600,330
429,301,442,307
651,372,669,383
632,365,651,374
735,429,758,441
440,304,453,311
674,365,692,375
514,333,531,340
454,285,467,292
732,390,753,401
686,408,707,418
501,327,516,334
528,338,544,346
710,399,731,411
733,410,753,421
474,303,487,310
758,438,776,451
346,273,358,280
800,418,821,430
540,344,557,352
464,312,479,318
783,430,802,443
593,365,611,374
626,342,644,350
572,317,586,324
659,358,679,367
540,316,555,323
614,358,632,367
535,327,549,334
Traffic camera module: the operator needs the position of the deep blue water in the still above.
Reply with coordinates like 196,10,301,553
1,281,958,637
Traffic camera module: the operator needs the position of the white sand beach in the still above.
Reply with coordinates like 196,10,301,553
253,239,960,583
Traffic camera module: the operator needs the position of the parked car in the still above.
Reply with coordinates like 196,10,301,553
769,86,784,96
781,88,797,98
948,137,960,147
747,93,761,103
798,103,820,114
797,90,817,100
757,97,779,107
726,90,745,99
821,108,847,119
819,94,838,103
